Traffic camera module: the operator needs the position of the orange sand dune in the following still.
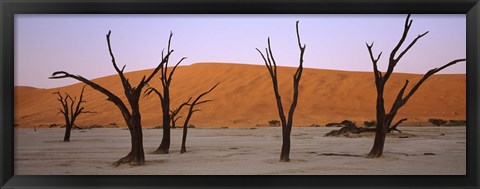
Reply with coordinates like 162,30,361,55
14,63,466,128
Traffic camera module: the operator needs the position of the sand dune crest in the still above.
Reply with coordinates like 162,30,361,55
14,63,466,128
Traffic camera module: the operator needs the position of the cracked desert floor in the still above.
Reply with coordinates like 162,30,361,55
14,126,465,175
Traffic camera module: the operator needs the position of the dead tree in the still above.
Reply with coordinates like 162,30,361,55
256,21,305,162
325,119,406,137
365,14,466,158
143,39,186,154
180,83,219,154
53,86,92,142
49,31,180,166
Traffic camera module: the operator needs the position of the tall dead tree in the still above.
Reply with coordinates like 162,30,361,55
365,14,466,158
143,46,186,154
180,83,219,154
256,21,305,162
49,31,180,166
53,86,92,142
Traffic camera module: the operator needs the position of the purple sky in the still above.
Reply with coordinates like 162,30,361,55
15,14,466,89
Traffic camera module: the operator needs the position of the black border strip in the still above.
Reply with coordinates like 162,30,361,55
0,0,478,14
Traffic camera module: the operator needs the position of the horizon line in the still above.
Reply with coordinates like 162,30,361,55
17,62,466,89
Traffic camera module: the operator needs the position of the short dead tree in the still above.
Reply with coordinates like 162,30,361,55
180,83,219,154
53,86,93,142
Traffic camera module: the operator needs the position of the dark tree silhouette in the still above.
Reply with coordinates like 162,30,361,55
365,14,466,158
180,83,219,154
170,114,182,128
169,101,191,128
389,118,407,133
53,86,93,142
324,118,406,137
256,21,305,162
49,31,178,166
143,38,186,154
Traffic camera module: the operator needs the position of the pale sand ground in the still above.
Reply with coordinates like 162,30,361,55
14,127,465,175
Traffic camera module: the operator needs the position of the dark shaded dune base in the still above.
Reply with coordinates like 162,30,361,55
15,63,465,128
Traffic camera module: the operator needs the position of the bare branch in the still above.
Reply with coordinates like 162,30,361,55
366,42,383,80
296,20,306,51
389,118,407,133
384,14,413,82
174,116,183,122
80,110,97,114
391,80,409,109
194,99,212,106
191,82,220,105
181,83,220,131
139,33,175,90
167,31,173,54
161,32,175,87
171,97,192,118
402,59,465,103
49,71,131,121
267,38,278,75
69,94,75,121
106,31,133,92
256,48,275,79
167,57,187,85
72,85,87,121
144,87,164,104
287,21,306,128
394,31,429,63
106,31,123,74
389,14,412,62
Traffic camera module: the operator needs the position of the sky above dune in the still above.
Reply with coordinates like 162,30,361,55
15,14,466,88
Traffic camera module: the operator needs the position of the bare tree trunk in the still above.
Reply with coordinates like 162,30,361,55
155,88,171,154
180,106,195,154
129,113,145,165
180,116,190,154
115,115,145,166
367,122,387,158
280,127,292,161
156,126,170,154
63,123,72,142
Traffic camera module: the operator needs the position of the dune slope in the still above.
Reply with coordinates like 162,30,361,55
14,63,466,128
